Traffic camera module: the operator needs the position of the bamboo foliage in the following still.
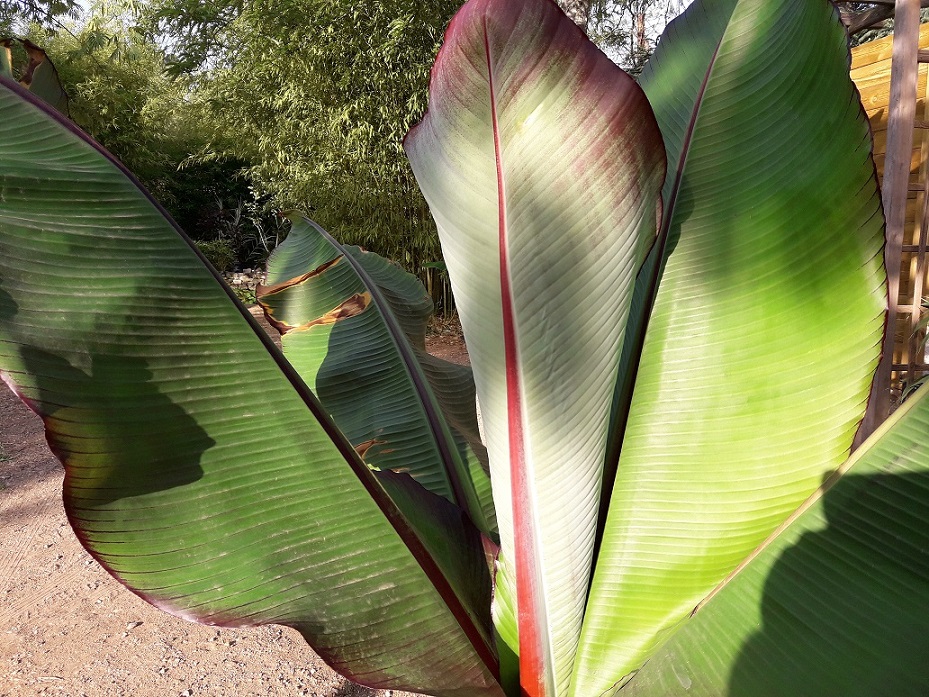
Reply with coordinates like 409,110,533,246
181,0,461,276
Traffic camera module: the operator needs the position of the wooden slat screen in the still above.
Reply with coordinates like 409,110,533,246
852,25,929,402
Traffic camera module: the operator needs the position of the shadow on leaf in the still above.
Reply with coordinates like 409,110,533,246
18,347,212,505
729,470,929,696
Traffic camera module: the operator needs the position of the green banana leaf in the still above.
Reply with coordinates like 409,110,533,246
404,0,667,694
257,214,496,534
573,0,886,693
623,384,929,696
0,75,502,697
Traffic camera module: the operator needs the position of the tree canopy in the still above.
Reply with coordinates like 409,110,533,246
169,0,461,268
1,0,78,32
4,0,706,282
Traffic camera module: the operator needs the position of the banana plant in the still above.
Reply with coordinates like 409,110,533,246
1,0,926,695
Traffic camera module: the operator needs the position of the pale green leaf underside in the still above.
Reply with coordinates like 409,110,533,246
0,78,501,697
575,1,886,693
624,385,929,696
405,1,666,692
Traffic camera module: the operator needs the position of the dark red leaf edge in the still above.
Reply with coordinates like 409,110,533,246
0,74,501,684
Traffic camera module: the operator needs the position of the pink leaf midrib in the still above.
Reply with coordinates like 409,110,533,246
482,17,549,697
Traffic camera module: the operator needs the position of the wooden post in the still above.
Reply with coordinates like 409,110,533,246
859,0,921,444
907,71,929,387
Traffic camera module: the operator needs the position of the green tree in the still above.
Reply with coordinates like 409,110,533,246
144,0,687,275
586,0,691,71
27,9,281,267
0,0,78,33
29,20,190,203
150,0,460,272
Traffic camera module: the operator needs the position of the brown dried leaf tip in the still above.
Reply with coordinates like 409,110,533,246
289,292,373,333
354,438,387,460
255,256,344,298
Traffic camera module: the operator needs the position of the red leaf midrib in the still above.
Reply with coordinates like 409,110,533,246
482,17,548,697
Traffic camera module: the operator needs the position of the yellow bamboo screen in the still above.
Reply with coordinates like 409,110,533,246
852,26,929,398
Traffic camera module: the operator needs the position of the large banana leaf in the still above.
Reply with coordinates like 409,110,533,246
573,1,886,693
622,384,929,696
257,214,496,534
404,0,666,694
0,75,503,697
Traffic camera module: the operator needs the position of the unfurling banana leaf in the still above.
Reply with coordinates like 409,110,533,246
257,213,496,535
405,0,667,693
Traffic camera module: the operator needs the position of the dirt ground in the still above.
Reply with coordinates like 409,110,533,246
0,308,468,697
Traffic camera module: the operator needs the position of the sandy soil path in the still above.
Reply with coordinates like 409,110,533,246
0,309,468,697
